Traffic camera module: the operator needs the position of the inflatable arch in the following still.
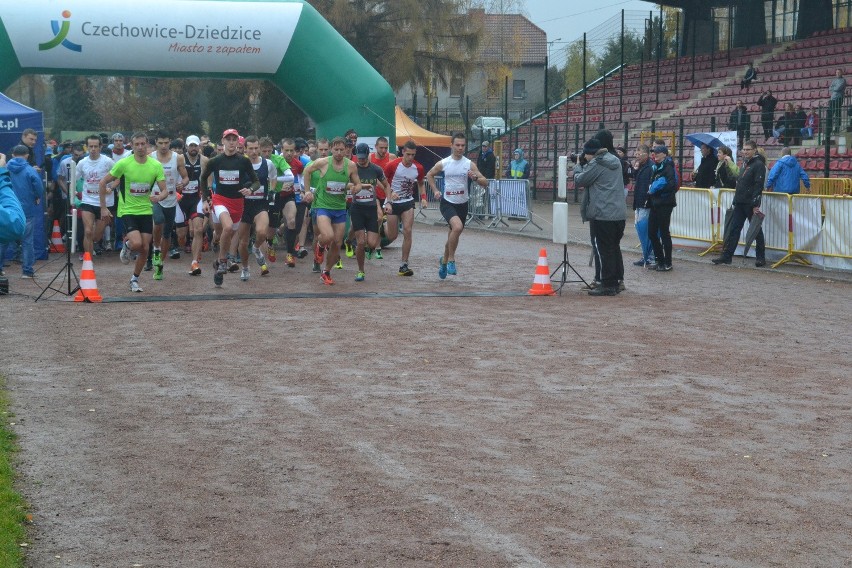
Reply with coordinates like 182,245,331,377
0,0,395,140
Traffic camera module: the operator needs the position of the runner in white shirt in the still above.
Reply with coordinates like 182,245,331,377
426,132,488,279
75,134,116,259
382,140,426,276
149,131,189,281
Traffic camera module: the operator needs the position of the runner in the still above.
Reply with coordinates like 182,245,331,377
236,135,276,280
426,132,488,279
149,131,189,281
98,132,168,293
75,134,116,258
349,143,389,281
301,138,329,268
177,135,208,275
269,138,303,267
367,136,396,260
301,136,362,285
382,140,426,276
199,129,259,287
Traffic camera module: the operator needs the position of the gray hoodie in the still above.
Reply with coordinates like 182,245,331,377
574,149,627,222
829,76,847,100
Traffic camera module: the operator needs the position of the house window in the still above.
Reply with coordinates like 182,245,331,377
449,76,463,98
513,79,526,99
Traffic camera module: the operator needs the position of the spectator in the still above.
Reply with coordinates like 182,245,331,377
693,143,719,188
773,103,797,146
631,144,655,267
828,69,847,133
729,100,751,148
647,145,678,272
0,146,43,278
766,147,809,194
715,145,739,188
791,104,807,146
712,140,767,267
10,128,40,173
801,107,819,140
615,146,633,185
740,62,758,91
505,148,529,179
476,140,496,179
574,137,626,296
756,89,778,142
0,153,26,254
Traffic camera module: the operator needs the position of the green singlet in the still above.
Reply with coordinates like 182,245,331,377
312,158,349,210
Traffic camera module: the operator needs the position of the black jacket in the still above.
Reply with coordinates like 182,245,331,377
632,158,653,210
477,149,496,179
757,94,777,116
693,152,719,189
734,154,766,207
729,108,751,133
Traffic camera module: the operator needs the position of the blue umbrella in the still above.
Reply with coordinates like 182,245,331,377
686,132,725,150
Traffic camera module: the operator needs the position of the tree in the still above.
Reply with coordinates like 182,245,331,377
51,76,99,132
596,32,645,76
562,40,598,98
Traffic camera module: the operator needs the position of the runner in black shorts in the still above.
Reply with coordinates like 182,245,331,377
349,143,389,281
382,140,427,276
178,135,208,275
236,136,276,280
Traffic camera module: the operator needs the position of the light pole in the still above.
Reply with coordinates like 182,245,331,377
546,38,563,115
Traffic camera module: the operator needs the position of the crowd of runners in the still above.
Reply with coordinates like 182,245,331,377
63,127,487,292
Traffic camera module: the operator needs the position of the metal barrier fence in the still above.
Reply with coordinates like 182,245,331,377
417,176,541,233
673,187,852,270
806,177,852,196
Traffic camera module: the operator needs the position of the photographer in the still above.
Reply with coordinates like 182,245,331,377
573,138,626,297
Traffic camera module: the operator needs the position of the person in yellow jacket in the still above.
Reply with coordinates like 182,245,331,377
505,148,530,179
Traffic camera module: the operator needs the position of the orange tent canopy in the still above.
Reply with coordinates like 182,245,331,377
395,106,452,147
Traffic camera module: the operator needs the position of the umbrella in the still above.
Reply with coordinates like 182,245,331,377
686,132,725,150
742,209,765,257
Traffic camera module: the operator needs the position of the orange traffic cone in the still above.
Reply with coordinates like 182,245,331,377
528,248,556,296
74,252,103,303
50,220,66,253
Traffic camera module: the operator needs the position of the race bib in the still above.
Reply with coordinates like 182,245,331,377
246,185,266,200
219,169,240,186
130,182,150,196
326,181,346,195
184,180,199,194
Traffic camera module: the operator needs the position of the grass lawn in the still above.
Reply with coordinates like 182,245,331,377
0,376,27,567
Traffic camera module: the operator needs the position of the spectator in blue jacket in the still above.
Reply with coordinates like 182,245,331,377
1,146,44,278
0,153,27,276
505,148,530,179
765,147,809,194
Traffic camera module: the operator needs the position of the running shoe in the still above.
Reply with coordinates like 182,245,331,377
438,258,447,280
130,279,143,293
153,263,163,280
296,247,308,259
268,246,276,262
216,259,228,275
285,253,295,267
314,242,325,264
227,255,240,273
398,263,414,276
355,271,365,282
212,240,220,253
320,270,334,285
189,261,201,276
366,248,373,260
152,250,162,267
240,267,250,281
312,261,321,273
184,243,192,254
144,258,153,271
345,240,354,258
447,261,457,275
169,247,181,259
252,244,265,266
93,243,104,256
335,259,343,269
260,263,270,276
374,249,383,260
202,237,210,252
214,260,225,287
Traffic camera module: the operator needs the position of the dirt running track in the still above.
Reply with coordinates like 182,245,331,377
2,224,850,567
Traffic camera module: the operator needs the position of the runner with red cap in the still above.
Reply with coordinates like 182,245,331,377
199,128,259,287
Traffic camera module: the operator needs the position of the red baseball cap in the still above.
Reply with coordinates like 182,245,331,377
222,128,239,139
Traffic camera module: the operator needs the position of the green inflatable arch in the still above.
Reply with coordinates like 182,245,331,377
0,0,395,139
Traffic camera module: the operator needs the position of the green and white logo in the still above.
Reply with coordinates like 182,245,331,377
38,10,82,52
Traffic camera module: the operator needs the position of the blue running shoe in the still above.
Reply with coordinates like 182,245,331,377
447,260,457,275
438,258,447,280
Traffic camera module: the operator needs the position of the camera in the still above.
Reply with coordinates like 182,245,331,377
569,152,580,163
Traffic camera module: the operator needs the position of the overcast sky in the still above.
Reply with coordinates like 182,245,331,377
524,0,658,45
